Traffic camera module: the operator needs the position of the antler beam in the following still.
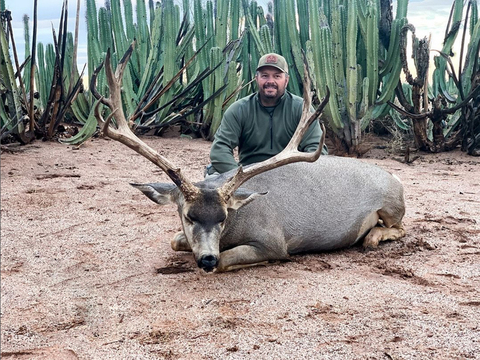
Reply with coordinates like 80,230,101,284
91,44,199,200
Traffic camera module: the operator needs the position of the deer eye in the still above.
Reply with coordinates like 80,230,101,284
184,215,195,225
219,215,227,225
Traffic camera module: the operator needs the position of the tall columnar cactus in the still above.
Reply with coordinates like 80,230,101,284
110,0,129,57
194,0,207,71
215,0,229,50
85,0,101,81
35,42,48,108
156,0,179,122
274,0,300,95
136,0,150,70
285,0,304,92
229,0,240,41
302,0,409,152
376,16,408,105
296,0,310,47
259,24,274,53
345,0,359,138
123,0,135,43
207,46,225,138
137,5,163,98
308,0,343,132
22,15,31,94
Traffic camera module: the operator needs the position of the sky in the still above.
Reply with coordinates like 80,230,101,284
4,0,467,74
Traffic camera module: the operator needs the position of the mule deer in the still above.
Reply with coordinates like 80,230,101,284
92,46,406,273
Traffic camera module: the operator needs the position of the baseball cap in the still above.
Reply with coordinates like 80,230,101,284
256,53,289,74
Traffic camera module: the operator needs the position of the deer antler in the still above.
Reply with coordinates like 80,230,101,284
219,61,329,200
91,44,199,200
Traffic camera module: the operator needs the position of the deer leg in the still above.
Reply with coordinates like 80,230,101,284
171,231,192,252
362,224,406,248
217,244,288,272
363,208,406,248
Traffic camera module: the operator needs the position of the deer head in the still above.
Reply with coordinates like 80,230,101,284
92,44,328,272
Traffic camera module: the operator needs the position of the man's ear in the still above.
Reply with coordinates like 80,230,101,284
227,188,268,210
130,183,178,205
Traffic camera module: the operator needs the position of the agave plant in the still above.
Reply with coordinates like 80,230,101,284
1,0,85,143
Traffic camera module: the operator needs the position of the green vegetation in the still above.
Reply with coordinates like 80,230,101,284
0,0,479,155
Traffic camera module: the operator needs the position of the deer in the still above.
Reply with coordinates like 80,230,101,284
92,45,406,273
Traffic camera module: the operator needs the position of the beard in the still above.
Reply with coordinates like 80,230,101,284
262,84,279,98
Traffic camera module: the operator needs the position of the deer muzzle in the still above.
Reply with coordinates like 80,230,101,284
197,255,219,272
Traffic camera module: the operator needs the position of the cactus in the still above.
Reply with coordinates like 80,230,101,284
35,42,48,109
2,0,412,150
86,0,99,80
285,0,305,90
123,0,135,42
194,0,208,71
297,0,310,47
22,15,31,94
365,3,379,104
229,0,240,41
0,18,24,134
136,0,150,70
245,8,266,55
383,0,480,154
215,0,228,50
259,24,274,53
308,0,343,132
137,5,163,98
207,47,225,138
156,0,179,122
274,0,300,95
376,17,407,104
110,0,129,57
460,1,480,98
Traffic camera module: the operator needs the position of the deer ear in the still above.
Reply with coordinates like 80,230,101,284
130,183,178,205
227,189,268,210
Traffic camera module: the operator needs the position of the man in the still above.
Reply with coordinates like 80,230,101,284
206,53,326,176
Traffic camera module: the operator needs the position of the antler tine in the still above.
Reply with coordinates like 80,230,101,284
219,59,330,199
92,44,199,200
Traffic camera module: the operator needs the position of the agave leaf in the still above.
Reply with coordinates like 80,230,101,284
59,100,99,145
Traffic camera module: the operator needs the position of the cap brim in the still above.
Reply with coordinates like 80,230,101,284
256,65,288,74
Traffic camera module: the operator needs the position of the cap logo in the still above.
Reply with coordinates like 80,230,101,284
266,55,278,64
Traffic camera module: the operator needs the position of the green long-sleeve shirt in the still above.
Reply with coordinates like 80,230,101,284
210,90,325,173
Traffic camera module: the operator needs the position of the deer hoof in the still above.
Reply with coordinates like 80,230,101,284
171,231,191,252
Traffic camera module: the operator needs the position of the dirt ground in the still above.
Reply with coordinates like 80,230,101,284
1,135,479,360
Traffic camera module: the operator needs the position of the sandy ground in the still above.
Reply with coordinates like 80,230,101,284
1,136,480,360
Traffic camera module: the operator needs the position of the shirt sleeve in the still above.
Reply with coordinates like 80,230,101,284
209,106,242,173
298,105,323,153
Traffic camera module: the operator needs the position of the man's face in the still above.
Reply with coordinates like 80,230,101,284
255,66,289,104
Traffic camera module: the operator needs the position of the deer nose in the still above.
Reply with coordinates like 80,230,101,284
198,255,218,272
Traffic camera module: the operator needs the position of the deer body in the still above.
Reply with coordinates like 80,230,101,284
221,156,404,252
134,156,405,272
